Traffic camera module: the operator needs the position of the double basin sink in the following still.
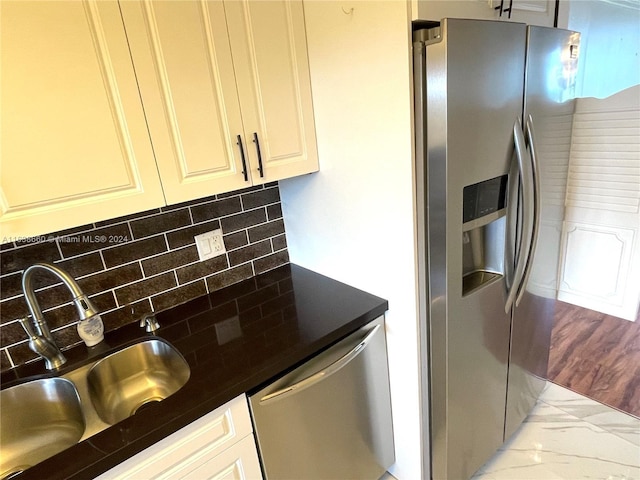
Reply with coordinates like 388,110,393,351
0,338,190,479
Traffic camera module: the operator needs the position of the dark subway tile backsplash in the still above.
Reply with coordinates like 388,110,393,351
248,218,285,243
114,271,177,305
221,209,268,233
58,223,132,258
0,184,289,371
229,240,272,267
191,196,242,223
1,241,61,273
141,245,199,277
102,235,168,268
254,250,290,275
166,219,221,250
129,208,191,239
242,187,281,210
175,255,228,285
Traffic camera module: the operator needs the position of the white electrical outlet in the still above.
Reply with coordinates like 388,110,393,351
195,229,226,261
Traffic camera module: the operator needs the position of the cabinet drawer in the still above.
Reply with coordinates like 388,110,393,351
97,395,255,479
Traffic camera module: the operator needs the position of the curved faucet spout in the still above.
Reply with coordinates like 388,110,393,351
22,263,99,341
20,262,100,370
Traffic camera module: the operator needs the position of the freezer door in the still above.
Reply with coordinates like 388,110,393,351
505,26,580,440
417,18,527,480
248,316,394,480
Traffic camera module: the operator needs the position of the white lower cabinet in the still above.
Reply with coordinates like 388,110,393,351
97,395,263,480
180,436,262,480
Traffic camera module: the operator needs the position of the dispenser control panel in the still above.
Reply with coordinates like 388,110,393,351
463,175,508,224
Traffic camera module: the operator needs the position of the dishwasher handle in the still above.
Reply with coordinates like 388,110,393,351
258,324,382,405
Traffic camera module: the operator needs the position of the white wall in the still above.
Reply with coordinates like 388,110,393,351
565,0,640,99
279,1,422,479
558,85,640,321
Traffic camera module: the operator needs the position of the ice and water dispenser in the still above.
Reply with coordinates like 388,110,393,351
462,175,508,296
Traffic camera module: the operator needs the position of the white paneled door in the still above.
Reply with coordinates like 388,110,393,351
558,86,640,321
1,0,166,239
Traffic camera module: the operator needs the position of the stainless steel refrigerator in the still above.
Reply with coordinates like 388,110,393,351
413,18,580,480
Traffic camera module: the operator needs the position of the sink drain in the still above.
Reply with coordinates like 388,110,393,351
131,397,163,416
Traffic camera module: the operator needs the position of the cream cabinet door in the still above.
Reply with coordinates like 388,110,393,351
225,0,319,183
416,1,556,27
119,1,252,205
182,435,263,480
488,0,556,26
95,394,263,480
0,0,165,240
121,0,319,202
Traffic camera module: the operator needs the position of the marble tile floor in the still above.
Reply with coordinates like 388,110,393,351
472,382,639,480
383,382,639,480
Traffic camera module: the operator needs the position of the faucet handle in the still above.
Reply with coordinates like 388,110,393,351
139,313,160,333
19,317,67,370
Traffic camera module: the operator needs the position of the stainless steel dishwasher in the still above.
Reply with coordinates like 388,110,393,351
249,315,394,479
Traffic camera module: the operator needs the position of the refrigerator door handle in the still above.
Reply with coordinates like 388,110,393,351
515,114,542,306
505,119,535,313
258,324,381,405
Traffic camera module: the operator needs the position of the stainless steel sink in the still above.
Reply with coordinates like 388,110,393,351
0,378,85,480
1,338,190,477
87,339,190,425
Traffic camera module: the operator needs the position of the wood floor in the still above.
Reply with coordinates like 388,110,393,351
547,301,640,418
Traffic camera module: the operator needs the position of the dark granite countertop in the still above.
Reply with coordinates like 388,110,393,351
7,264,388,480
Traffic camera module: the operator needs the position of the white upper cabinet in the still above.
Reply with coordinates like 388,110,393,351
490,0,556,26
225,0,319,184
415,0,556,27
120,0,319,204
1,0,319,238
1,0,166,239
119,1,250,203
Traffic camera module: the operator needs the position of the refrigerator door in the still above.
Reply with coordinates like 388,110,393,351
505,26,580,440
415,18,527,480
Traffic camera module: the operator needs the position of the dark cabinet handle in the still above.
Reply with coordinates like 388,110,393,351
503,0,513,18
237,135,249,182
494,0,504,15
253,132,264,178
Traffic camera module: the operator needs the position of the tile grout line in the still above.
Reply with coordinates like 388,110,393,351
0,227,283,306
0,187,287,370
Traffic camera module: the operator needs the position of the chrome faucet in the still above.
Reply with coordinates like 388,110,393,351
139,312,160,333
19,262,100,370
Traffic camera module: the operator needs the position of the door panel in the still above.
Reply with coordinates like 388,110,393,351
505,26,580,440
558,86,640,321
1,0,165,238
182,436,263,480
559,222,638,318
120,0,250,204
420,19,527,480
225,0,319,182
